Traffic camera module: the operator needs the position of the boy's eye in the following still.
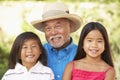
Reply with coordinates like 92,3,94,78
22,46,27,49
32,45,36,48
97,40,103,43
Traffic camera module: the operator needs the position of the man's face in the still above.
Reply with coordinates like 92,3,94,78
43,18,71,48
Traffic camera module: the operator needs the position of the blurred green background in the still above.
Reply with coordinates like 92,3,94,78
0,0,120,79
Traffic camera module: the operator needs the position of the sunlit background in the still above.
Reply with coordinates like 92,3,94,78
0,0,120,79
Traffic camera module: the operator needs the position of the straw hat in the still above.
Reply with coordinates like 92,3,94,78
31,2,82,32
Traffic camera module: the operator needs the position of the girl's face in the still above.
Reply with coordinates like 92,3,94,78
83,29,105,58
20,39,41,66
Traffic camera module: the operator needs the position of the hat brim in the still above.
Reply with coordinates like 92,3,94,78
31,14,82,33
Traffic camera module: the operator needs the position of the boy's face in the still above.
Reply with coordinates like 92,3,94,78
20,39,41,68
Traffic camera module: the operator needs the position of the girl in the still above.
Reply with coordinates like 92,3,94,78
2,32,54,80
62,22,116,80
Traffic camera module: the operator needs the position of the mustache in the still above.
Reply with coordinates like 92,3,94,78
49,35,63,41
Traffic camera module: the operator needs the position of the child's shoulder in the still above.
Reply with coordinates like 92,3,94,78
99,60,115,74
103,63,115,74
41,65,54,73
66,59,84,67
104,63,116,80
73,58,86,65
34,61,53,73
2,69,16,77
42,65,52,70
101,60,113,69
70,59,85,69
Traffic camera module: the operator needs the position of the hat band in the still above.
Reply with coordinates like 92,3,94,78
42,10,69,19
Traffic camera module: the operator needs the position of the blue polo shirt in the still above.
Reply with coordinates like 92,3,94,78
43,38,77,80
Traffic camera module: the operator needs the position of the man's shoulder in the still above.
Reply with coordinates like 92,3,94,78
69,42,78,48
43,42,48,46
43,43,50,48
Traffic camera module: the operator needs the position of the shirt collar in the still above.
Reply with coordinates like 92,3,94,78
15,61,43,71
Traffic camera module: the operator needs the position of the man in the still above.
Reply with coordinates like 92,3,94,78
31,2,82,80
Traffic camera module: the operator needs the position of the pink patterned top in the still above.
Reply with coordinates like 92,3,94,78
72,61,112,80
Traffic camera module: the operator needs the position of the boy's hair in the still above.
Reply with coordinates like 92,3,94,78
8,32,47,69
74,22,114,67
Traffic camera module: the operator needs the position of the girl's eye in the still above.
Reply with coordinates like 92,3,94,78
87,39,92,42
97,40,103,43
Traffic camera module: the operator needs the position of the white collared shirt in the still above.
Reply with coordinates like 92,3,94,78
1,61,54,80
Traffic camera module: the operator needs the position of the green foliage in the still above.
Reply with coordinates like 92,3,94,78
0,31,12,79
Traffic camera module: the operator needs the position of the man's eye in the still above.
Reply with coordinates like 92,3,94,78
45,27,51,32
55,24,61,29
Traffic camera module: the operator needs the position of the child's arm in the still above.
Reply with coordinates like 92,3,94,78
62,62,72,80
105,67,116,80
